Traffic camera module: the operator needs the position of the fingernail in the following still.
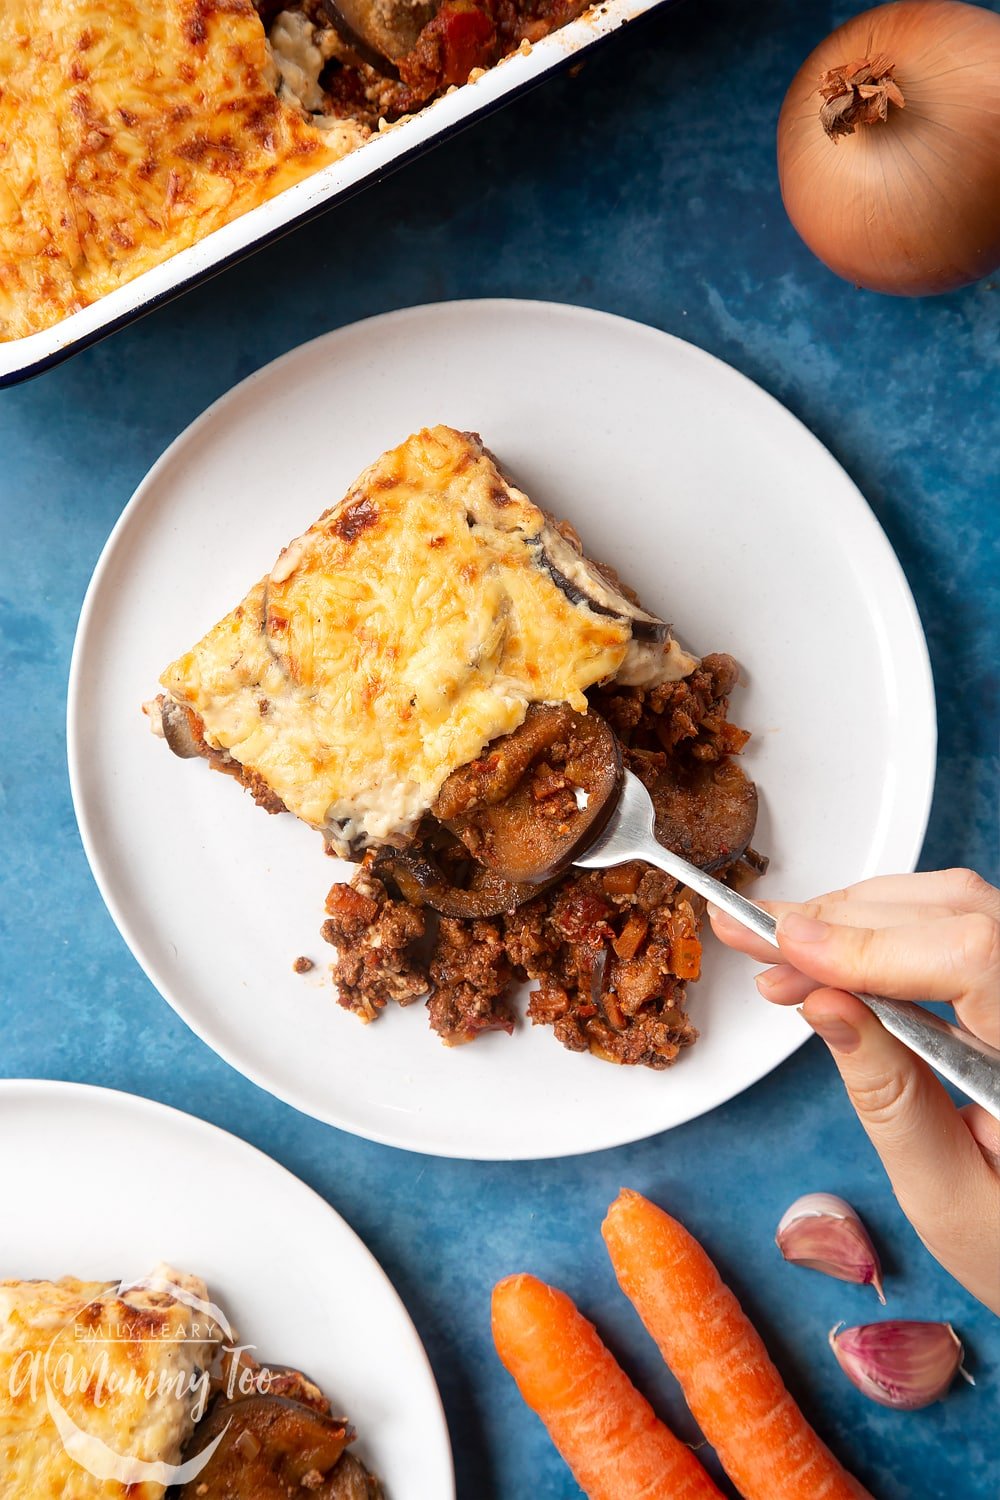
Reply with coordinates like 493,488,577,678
706,903,739,930
756,965,798,997
779,911,830,943
806,1011,860,1054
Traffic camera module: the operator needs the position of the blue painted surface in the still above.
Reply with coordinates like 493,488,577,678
1,0,998,1494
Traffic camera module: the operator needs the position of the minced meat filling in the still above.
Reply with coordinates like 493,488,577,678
322,653,767,1069
258,0,593,130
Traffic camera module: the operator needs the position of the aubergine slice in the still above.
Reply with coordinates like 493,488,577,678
157,698,206,759
433,703,585,820
531,521,699,684
371,846,549,917
176,1394,382,1499
317,0,436,68
325,1452,385,1499
434,704,623,884
533,521,667,641
647,758,759,873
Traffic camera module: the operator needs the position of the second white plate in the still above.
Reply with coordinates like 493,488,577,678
0,1080,454,1495
68,300,935,1158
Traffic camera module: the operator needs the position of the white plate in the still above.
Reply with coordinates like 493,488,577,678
0,1079,454,1495
68,300,936,1159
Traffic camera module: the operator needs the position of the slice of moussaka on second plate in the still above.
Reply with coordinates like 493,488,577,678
0,1266,222,1497
0,1265,384,1497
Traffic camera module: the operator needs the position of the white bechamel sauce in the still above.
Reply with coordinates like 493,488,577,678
324,777,428,853
537,521,698,685
143,698,165,736
617,634,699,687
267,11,340,116
270,530,312,585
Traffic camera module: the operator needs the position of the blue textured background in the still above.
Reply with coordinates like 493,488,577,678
1,0,998,1494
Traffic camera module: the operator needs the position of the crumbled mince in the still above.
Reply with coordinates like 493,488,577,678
322,654,766,1069
257,0,593,135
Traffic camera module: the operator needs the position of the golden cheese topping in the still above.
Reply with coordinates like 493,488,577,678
0,1268,223,1497
0,0,367,341
159,426,694,852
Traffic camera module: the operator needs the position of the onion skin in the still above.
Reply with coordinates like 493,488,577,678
777,1,1000,295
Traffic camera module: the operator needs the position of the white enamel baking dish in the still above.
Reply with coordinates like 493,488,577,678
0,0,670,386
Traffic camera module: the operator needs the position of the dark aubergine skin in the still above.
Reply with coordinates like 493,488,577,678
324,1452,385,1499
317,0,433,70
533,545,669,643
371,845,550,917
174,1394,382,1499
159,698,205,759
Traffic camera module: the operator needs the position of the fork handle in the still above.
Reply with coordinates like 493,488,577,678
641,848,1000,1119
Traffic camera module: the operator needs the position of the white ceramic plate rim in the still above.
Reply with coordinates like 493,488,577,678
0,1077,456,1497
67,300,937,1158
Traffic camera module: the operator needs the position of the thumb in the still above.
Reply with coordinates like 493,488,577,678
802,989,1000,1295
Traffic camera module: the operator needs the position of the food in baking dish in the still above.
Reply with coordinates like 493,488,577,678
0,0,365,342
261,0,595,128
149,425,765,1069
0,1265,381,1498
0,0,592,342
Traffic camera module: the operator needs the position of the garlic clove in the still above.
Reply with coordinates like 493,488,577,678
775,1193,885,1301
829,1321,971,1410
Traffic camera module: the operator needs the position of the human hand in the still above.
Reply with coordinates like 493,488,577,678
708,868,1000,1314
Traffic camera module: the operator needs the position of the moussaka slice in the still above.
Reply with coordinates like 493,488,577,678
148,425,698,857
0,1266,223,1498
0,1267,383,1498
148,424,765,1067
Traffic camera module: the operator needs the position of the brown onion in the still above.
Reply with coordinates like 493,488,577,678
777,1,1000,295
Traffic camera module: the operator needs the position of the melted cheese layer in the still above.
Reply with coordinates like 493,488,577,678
0,0,367,341
161,426,693,852
0,1267,222,1498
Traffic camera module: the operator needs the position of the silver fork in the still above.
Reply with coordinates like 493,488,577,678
574,770,1000,1117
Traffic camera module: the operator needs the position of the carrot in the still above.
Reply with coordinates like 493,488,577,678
602,1190,874,1500
491,1272,723,1500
